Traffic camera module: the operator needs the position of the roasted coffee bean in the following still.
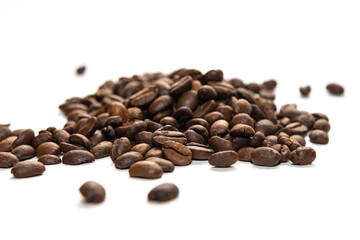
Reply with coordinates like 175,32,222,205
0,126,11,141
280,145,291,163
262,79,277,90
101,126,116,140
148,183,179,202
62,150,95,165
184,129,207,145
230,113,255,128
271,144,282,152
188,125,209,140
173,106,193,123
326,83,344,95
0,152,19,168
229,124,255,137
187,143,214,160
309,130,329,144
11,161,45,178
32,131,53,149
250,147,281,167
233,99,252,115
69,133,91,149
177,90,198,111
60,142,87,153
290,147,316,165
12,129,35,148
259,89,275,100
76,65,86,75
208,150,239,167
38,154,61,165
145,119,163,132
215,105,233,122
162,141,192,166
11,145,35,160
289,135,306,146
204,112,225,125
90,141,112,159
232,137,250,149
129,161,163,179
73,118,89,133
238,147,254,162
263,135,278,147
258,98,277,124
250,104,266,121
193,100,217,118
312,112,329,121
131,143,151,155
135,131,154,146
145,147,163,158
145,157,175,172
280,122,308,136
229,78,245,88
103,116,123,128
179,69,202,80
210,120,229,137
185,118,210,130
246,82,261,93
36,142,60,158
202,69,223,83
300,85,311,96
149,95,174,115
160,117,180,129
79,181,106,203
169,76,193,96
11,129,27,136
198,85,218,101
192,79,202,91
78,117,97,137
53,129,70,144
152,109,172,122
250,132,266,148
110,137,131,162
209,136,237,152
129,85,159,107
0,136,17,152
109,102,128,122
255,119,276,136
295,113,316,129
154,79,171,95
152,129,187,147
115,120,147,141
312,119,331,132
208,81,237,98
237,88,257,104
115,151,144,169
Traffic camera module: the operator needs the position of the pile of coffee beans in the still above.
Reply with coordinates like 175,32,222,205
1,68,333,201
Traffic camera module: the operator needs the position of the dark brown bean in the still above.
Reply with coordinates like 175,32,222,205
110,137,131,162
309,130,329,144
255,119,276,136
0,136,17,152
79,181,106,203
38,154,61,165
131,143,151,156
115,151,144,169
32,131,53,149
148,95,174,115
290,147,316,165
0,152,19,168
69,133,91,149
12,129,35,148
233,99,252,115
145,157,175,172
198,85,218,101
209,136,237,152
60,142,87,153
326,83,344,95
169,76,193,96
148,183,179,202
62,150,95,165
215,105,233,122
36,142,60,158
0,126,11,141
162,141,192,166
193,100,217,118
129,85,159,107
208,150,239,167
129,161,163,179
177,90,198,111
152,130,187,147
173,107,193,123
90,141,112,159
230,113,255,128
210,120,229,137
145,147,163,158
312,119,330,132
204,112,225,125
238,147,254,162
187,144,214,160
76,65,86,75
53,129,70,144
300,85,311,96
77,117,98,137
11,145,35,160
250,147,281,167
11,161,45,178
229,124,255,137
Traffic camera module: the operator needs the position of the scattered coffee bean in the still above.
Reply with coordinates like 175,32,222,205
115,151,144,169
312,119,330,132
76,65,86,75
309,130,329,144
62,150,95,165
79,181,106,203
38,154,61,165
11,145,36,160
208,150,239,167
145,157,175,172
129,161,163,179
250,147,281,167
290,147,316,165
36,142,61,158
162,141,192,166
238,147,254,162
326,83,344,95
0,152,19,168
148,183,179,202
11,161,45,178
90,141,112,159
300,85,311,96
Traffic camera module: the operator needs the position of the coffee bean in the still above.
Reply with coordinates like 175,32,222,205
173,107,193,123
238,147,254,162
232,137,250,149
11,145,35,160
60,142,87,153
177,90,198,111
38,154,61,165
209,136,237,152
169,76,193,96
160,117,180,129
135,131,154,146
208,81,237,98
290,147,316,165
312,112,329,121
300,85,311,96
103,116,123,128
255,119,276,136
79,181,106,203
0,152,19,168
76,65,86,75
233,99,252,115
280,122,308,136
184,129,207,145
36,142,60,158
262,79,277,90
326,83,344,95
263,135,278,147
187,143,214,160
179,69,202,80
250,104,266,121
145,147,163,158
32,131,53,149
229,124,255,137
145,157,175,172
192,79,202,91
162,141,192,166
110,137,131,162
295,113,316,129
204,112,225,125
312,119,330,132
0,136,17,152
0,125,11,141
62,150,95,165
101,126,116,140
148,183,179,202
230,113,255,128
280,145,290,163
11,161,45,178
129,85,159,107
129,161,163,179
210,120,229,137
246,82,261,93
131,143,151,156
208,150,239,167
12,129,35,148
109,102,128,122
185,118,210,130
115,151,144,169
90,141,112,159
52,129,70,144
309,130,329,144
148,95,174,115
259,89,275,100
152,129,187,147
250,147,281,167
193,100,216,118
144,119,162,132
69,133,91,149
77,117,98,137
250,132,266,148
198,85,218,101
258,98,277,124
289,135,306,146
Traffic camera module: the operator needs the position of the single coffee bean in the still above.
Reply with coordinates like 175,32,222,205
246,82,261,93
300,85,311,96
210,120,229,137
77,117,98,137
152,130,187,147
109,102,129,122
0,152,19,168
162,141,192,166
129,161,163,179
115,151,144,169
295,113,316,129
208,81,237,98
263,135,278,147
215,105,233,122
192,79,202,91
312,112,329,121
52,129,70,144
173,107,193,123
149,95,174,115
202,69,223,82
152,109,172,122
289,135,306,146
0,136,17,152
198,85,218,101
193,100,217,118
255,119,276,136
259,89,275,100
135,131,154,146
229,124,255,137
208,150,239,167
144,119,162,132
60,142,87,153
90,141,112,159
280,145,291,163
188,125,209,140
326,83,344,95
179,69,202,80
145,157,175,172
12,129,35,148
250,131,266,148
169,76,193,96
312,119,330,132
204,112,225,125
148,183,179,202
250,147,281,167
184,129,207,145
187,143,214,160
232,137,250,149
309,130,329,144
79,181,106,203
69,133,91,149
177,90,198,111
230,113,255,128
145,147,163,158
11,161,45,178
62,150,95,165
110,137,131,162
103,116,123,128
290,146,316,165
131,143,151,156
36,142,61,158
160,117,180,129
101,126,116,140
229,78,245,88
238,147,254,162
38,154,61,165
233,99,252,115
0,125,11,141
280,122,308,136
185,118,210,130
76,65,86,75
262,79,277,90
11,145,35,160
250,104,266,121
32,131,53,149
129,85,159,107
209,136,237,152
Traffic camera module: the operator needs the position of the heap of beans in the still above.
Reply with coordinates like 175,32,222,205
1,69,331,181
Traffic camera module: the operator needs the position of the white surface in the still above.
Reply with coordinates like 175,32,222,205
0,1,359,240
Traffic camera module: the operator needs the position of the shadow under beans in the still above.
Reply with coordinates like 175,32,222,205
190,160,208,166
209,166,237,172
76,200,105,209
249,163,281,170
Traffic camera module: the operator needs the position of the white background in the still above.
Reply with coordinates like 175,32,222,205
0,1,359,239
